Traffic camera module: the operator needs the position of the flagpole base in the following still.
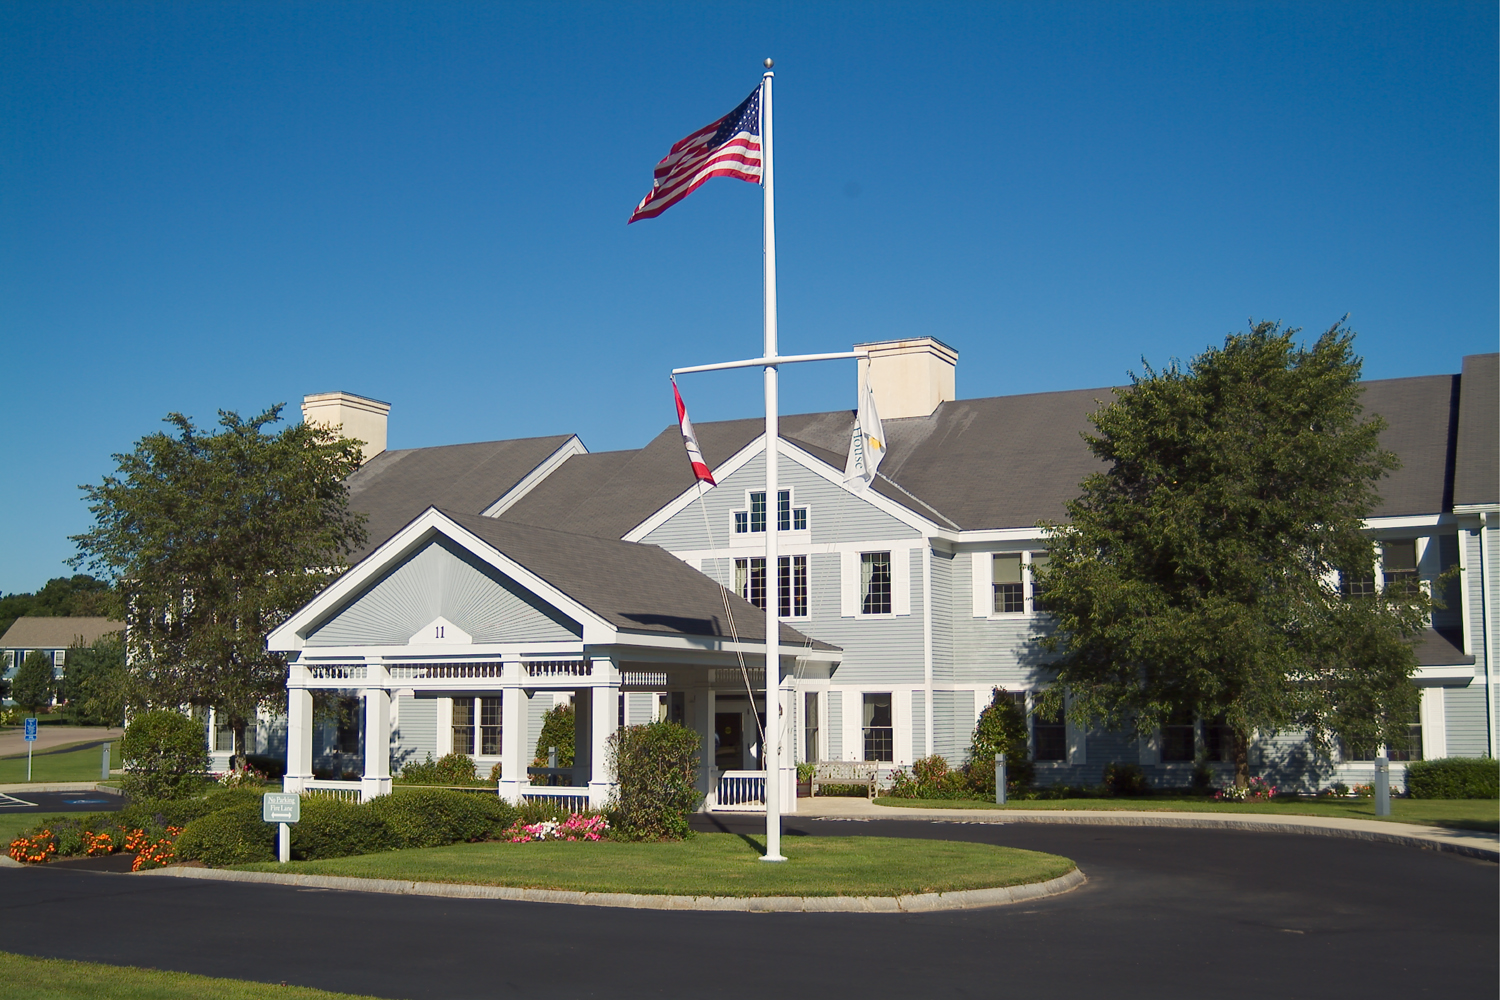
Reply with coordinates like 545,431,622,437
759,854,788,863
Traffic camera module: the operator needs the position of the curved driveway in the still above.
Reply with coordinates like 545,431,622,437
1,816,1494,999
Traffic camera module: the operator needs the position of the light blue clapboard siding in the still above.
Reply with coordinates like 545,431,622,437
931,689,974,764
627,691,656,725
1444,684,1490,757
812,549,926,686
827,690,843,760
911,689,927,758
392,695,437,773
951,552,1059,690
930,549,954,684
306,537,580,646
1465,529,1489,671
640,453,920,550
525,690,551,761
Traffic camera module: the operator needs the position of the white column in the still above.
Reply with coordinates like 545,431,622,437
690,684,717,810
498,659,526,804
779,668,797,813
284,683,314,794
588,657,620,809
571,688,591,787
360,682,392,802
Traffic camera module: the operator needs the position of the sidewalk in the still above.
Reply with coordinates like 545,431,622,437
0,725,122,757
789,796,1499,861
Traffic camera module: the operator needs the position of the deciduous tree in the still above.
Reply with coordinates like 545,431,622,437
71,405,367,769
1036,322,1432,786
13,649,55,713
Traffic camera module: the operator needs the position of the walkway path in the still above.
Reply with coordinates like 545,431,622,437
0,725,121,757
792,796,1500,859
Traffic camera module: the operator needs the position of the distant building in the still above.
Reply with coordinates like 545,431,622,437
256,348,1497,805
1,616,122,702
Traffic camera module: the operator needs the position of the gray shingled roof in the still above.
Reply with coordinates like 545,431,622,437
0,617,122,649
1415,628,1473,667
345,436,574,561
1454,353,1498,507
353,362,1485,549
440,509,835,650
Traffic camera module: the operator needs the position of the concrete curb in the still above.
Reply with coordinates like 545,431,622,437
136,863,1087,913
823,806,1499,861
0,782,124,795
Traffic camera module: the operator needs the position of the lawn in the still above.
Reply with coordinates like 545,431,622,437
872,795,1500,833
0,952,390,1000
0,740,120,784
236,833,1076,897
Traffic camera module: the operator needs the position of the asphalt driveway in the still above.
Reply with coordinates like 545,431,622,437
1,817,1493,999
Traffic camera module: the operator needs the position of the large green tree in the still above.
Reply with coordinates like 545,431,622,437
71,405,367,769
13,649,56,713
1035,322,1432,786
62,633,128,726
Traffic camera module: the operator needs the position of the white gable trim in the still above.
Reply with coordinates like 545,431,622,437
480,435,588,518
623,436,941,543
268,507,616,651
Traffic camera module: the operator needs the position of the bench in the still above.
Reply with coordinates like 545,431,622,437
810,760,882,799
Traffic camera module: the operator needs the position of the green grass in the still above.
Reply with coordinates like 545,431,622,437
235,832,1075,897
0,740,120,784
0,952,390,999
872,795,1500,833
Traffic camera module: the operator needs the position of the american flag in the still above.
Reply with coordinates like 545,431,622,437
629,86,762,223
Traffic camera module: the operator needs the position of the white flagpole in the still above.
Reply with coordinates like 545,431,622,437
760,59,785,863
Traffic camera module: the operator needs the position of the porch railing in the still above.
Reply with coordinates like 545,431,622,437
521,787,592,808
714,770,766,811
302,780,361,802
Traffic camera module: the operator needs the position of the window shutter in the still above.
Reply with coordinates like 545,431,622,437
1137,731,1160,766
840,550,858,617
971,552,991,618
893,548,911,616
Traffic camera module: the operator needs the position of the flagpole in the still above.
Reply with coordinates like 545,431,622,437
759,59,786,863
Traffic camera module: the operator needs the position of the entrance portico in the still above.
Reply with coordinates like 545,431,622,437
267,507,838,810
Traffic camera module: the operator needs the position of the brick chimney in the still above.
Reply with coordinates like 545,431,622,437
301,391,391,464
853,338,958,419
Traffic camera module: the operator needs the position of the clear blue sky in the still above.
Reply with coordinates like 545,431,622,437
2,1,1495,594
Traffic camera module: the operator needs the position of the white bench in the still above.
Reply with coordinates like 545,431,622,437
810,760,882,799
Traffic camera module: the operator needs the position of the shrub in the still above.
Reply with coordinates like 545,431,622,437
1405,757,1499,799
964,688,1034,797
12,649,56,713
119,710,210,800
175,803,276,866
370,788,516,848
887,756,972,799
1103,762,1150,796
532,703,576,782
290,797,396,861
607,721,702,841
397,752,481,785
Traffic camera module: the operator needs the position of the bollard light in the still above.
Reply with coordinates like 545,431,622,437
1374,755,1391,816
995,753,1007,806
101,742,112,781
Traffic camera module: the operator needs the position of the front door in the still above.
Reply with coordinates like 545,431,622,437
715,712,743,771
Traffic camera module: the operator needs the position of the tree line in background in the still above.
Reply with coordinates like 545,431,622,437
0,574,111,640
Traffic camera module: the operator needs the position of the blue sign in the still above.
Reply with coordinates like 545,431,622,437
23,718,37,741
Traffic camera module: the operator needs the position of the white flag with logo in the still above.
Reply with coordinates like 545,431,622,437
844,374,886,489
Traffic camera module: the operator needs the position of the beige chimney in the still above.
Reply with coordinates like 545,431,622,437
854,337,958,419
301,391,391,464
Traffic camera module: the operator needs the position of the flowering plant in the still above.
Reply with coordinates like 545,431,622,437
1215,776,1276,802
214,764,267,789
505,812,609,843
1351,783,1374,799
8,830,58,864
129,826,183,871
83,830,116,857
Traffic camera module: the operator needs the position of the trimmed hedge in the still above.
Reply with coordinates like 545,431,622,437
1405,757,1499,799
175,804,276,866
119,710,211,800
370,788,516,848
291,797,396,861
608,721,702,841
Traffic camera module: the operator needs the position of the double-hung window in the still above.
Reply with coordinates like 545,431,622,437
452,696,503,756
479,697,502,755
735,556,809,617
1161,707,1196,763
803,691,820,763
862,692,893,762
1032,706,1066,762
993,554,1024,613
734,490,807,534
861,552,892,614
451,699,475,756
1381,540,1420,597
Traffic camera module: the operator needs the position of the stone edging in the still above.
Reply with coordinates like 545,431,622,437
848,808,1500,861
136,863,1086,913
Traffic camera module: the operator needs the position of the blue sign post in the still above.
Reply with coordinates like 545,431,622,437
23,718,37,782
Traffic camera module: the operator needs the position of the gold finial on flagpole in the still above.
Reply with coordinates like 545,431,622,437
764,58,773,69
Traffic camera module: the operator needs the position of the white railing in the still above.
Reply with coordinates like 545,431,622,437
388,662,504,680
307,665,367,682
712,668,764,688
302,780,361,802
714,770,766,811
524,660,590,678
620,670,668,689
521,787,592,808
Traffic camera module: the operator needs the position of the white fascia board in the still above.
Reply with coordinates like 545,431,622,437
267,507,617,652
480,435,589,518
944,528,1054,546
1413,665,1475,687
1452,503,1500,516
294,641,586,662
1363,513,1457,531
623,437,940,543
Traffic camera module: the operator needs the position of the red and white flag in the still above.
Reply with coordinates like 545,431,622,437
629,86,763,223
673,380,716,486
